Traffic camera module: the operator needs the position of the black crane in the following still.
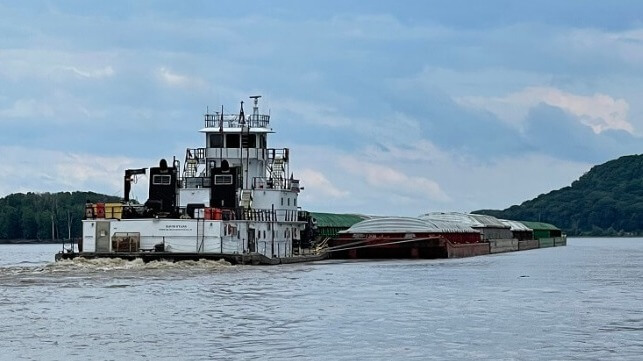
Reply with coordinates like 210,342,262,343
123,168,146,202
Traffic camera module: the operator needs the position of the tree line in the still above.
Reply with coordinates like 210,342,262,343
0,191,121,242
476,154,643,236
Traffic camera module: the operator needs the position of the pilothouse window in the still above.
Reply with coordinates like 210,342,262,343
209,134,223,148
214,175,233,185
226,134,240,148
152,175,171,185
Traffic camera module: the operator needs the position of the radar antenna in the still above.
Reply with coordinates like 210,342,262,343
250,95,262,116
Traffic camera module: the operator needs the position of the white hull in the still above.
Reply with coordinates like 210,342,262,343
82,218,298,258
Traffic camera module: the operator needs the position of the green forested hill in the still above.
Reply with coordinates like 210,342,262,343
476,154,643,236
0,192,121,242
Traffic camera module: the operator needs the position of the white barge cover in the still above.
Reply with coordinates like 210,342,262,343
340,217,479,234
420,212,509,229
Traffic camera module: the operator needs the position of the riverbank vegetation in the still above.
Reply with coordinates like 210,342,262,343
0,192,121,243
476,154,643,236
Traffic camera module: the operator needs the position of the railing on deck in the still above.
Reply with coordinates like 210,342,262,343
240,208,301,222
204,113,270,128
252,177,300,191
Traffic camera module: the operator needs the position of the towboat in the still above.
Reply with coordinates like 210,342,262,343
56,96,324,265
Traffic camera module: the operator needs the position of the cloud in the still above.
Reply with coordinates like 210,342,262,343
289,140,592,215
0,92,97,122
563,28,643,68
0,49,118,82
297,169,349,199
0,146,152,200
271,98,350,128
338,157,450,203
158,67,206,89
0,98,55,119
521,104,641,162
61,65,115,79
457,86,633,134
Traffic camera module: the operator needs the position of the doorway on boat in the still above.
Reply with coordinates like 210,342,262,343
248,228,256,253
95,221,111,252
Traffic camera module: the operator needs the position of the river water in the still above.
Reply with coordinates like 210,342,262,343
0,238,642,360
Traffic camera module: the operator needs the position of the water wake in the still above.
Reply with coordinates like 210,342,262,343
0,257,234,279
48,257,233,272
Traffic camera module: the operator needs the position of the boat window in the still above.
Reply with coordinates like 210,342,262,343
209,134,224,148
241,134,256,148
214,175,233,185
259,134,266,149
226,134,240,148
263,230,266,239
294,198,297,207
287,198,290,206
281,198,284,206
152,175,171,185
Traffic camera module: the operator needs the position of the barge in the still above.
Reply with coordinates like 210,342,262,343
57,96,326,265
328,217,485,259
326,213,566,260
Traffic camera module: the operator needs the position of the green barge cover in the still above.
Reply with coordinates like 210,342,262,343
309,212,369,237
518,221,563,240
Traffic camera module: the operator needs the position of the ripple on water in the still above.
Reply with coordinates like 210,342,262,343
0,257,235,287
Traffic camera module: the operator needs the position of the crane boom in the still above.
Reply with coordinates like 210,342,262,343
124,168,146,202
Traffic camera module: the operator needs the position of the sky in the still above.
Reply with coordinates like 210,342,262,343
1,1,642,216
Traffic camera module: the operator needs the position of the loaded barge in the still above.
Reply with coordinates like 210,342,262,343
324,212,566,259
57,96,325,265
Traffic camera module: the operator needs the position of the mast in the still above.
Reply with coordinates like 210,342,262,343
249,95,261,190
219,105,224,168
238,101,248,189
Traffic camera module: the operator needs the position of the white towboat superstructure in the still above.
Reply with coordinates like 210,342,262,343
60,96,322,264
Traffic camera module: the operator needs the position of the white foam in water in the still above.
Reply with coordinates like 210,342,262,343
45,257,233,272
0,257,234,277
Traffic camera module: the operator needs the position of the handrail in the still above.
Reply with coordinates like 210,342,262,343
204,113,270,128
252,176,300,191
